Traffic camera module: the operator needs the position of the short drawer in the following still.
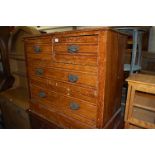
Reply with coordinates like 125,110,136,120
46,68,97,88
27,53,52,60
53,35,98,44
25,36,52,44
132,107,155,125
26,44,52,55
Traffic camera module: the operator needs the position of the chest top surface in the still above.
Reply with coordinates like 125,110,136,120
126,74,155,86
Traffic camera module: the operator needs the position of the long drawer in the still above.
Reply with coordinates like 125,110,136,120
48,79,97,103
28,65,97,88
30,84,97,126
30,103,95,128
27,58,97,74
46,68,97,88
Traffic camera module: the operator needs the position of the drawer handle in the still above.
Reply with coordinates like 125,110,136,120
38,91,46,98
70,102,80,110
35,68,44,76
68,45,79,53
68,74,78,83
34,46,41,53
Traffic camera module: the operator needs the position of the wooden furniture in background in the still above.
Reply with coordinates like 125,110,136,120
0,26,40,128
141,51,155,74
24,28,127,129
0,27,14,91
125,74,155,129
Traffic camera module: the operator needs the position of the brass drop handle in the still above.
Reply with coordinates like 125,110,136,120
70,102,80,110
35,68,44,76
68,74,78,83
68,45,79,53
34,46,41,53
38,91,46,98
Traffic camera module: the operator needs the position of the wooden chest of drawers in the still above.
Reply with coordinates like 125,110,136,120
24,28,127,128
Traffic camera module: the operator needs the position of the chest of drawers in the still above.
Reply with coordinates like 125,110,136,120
24,28,127,128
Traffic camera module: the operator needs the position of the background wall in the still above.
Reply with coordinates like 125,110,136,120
149,26,155,53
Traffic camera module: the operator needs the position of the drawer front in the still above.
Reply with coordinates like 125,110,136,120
132,107,155,125
48,79,97,103
28,66,97,88
29,67,46,78
27,58,51,68
53,35,98,44
29,76,48,88
27,53,52,60
25,36,52,44
49,61,97,74
53,44,98,55
26,44,52,55
30,103,95,128
53,54,97,66
46,68,97,88
30,85,96,126
27,58,97,74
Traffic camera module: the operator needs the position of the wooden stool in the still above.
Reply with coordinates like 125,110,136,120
124,73,155,129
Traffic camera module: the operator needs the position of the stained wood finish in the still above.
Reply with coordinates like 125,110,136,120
26,44,52,55
125,74,155,129
24,28,127,129
30,103,94,129
27,58,97,73
125,123,143,129
24,36,52,44
53,44,98,54
53,35,98,43
30,84,96,125
53,54,97,66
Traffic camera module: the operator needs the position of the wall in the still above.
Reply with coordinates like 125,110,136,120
148,26,155,53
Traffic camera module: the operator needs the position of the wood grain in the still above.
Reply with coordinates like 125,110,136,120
24,28,127,129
